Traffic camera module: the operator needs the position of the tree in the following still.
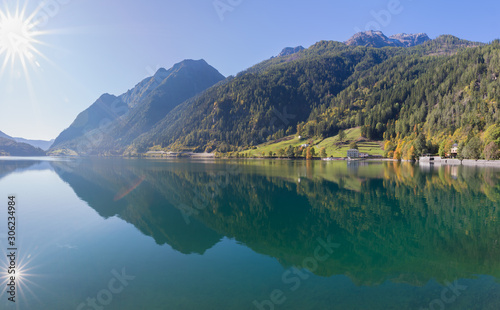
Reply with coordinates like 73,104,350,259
484,142,500,160
294,147,303,157
384,141,395,158
286,145,294,158
349,141,358,150
338,130,346,142
407,145,416,161
268,151,273,157
320,147,327,158
413,134,428,157
277,148,285,157
460,137,483,159
306,147,316,160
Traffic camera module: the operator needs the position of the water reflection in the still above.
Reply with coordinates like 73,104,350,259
48,159,500,287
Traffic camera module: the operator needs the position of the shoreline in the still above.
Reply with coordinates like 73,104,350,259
3,154,500,168
419,156,500,167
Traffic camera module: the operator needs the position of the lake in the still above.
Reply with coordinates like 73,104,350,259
1,158,499,309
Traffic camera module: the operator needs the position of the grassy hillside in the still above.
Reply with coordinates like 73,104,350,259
241,127,384,158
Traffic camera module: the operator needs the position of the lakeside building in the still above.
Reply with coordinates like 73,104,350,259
347,149,360,158
450,144,459,158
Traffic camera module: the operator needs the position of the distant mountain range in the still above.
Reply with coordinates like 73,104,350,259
47,31,498,160
0,130,52,156
0,130,54,151
0,136,46,156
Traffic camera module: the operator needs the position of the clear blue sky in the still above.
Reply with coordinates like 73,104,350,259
1,0,499,140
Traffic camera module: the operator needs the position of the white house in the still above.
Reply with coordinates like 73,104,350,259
347,149,359,158
450,144,459,158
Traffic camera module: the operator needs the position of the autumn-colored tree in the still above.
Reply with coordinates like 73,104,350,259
407,145,416,161
306,147,313,160
393,141,404,160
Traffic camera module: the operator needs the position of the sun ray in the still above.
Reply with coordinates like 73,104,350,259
0,0,45,76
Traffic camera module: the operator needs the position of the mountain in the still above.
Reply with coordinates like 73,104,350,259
49,93,129,155
49,59,225,155
389,33,431,47
344,31,430,48
119,67,171,108
0,136,46,156
277,46,305,57
0,130,54,151
107,59,225,151
51,31,496,159
129,32,487,154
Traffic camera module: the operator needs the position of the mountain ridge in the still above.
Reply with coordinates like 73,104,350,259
49,59,225,155
345,31,431,48
0,130,54,151
0,136,46,156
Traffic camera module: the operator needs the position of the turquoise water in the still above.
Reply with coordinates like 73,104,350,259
0,158,499,309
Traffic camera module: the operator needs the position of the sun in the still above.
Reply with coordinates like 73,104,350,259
0,2,42,71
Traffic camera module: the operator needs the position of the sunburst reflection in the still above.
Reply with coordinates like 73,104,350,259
0,247,45,308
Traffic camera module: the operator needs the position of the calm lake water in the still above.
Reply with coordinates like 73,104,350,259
0,158,499,310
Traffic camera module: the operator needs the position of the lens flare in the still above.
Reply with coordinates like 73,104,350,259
0,1,45,74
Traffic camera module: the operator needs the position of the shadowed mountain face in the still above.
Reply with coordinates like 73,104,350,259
50,94,128,155
50,159,500,286
49,59,225,155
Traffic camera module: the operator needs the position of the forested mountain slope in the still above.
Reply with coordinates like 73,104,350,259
131,34,490,157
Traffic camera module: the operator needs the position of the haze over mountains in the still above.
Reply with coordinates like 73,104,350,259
3,30,497,159
0,136,46,156
0,130,51,156
0,130,54,150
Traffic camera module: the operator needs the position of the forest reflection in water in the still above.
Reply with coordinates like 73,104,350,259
49,158,500,286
